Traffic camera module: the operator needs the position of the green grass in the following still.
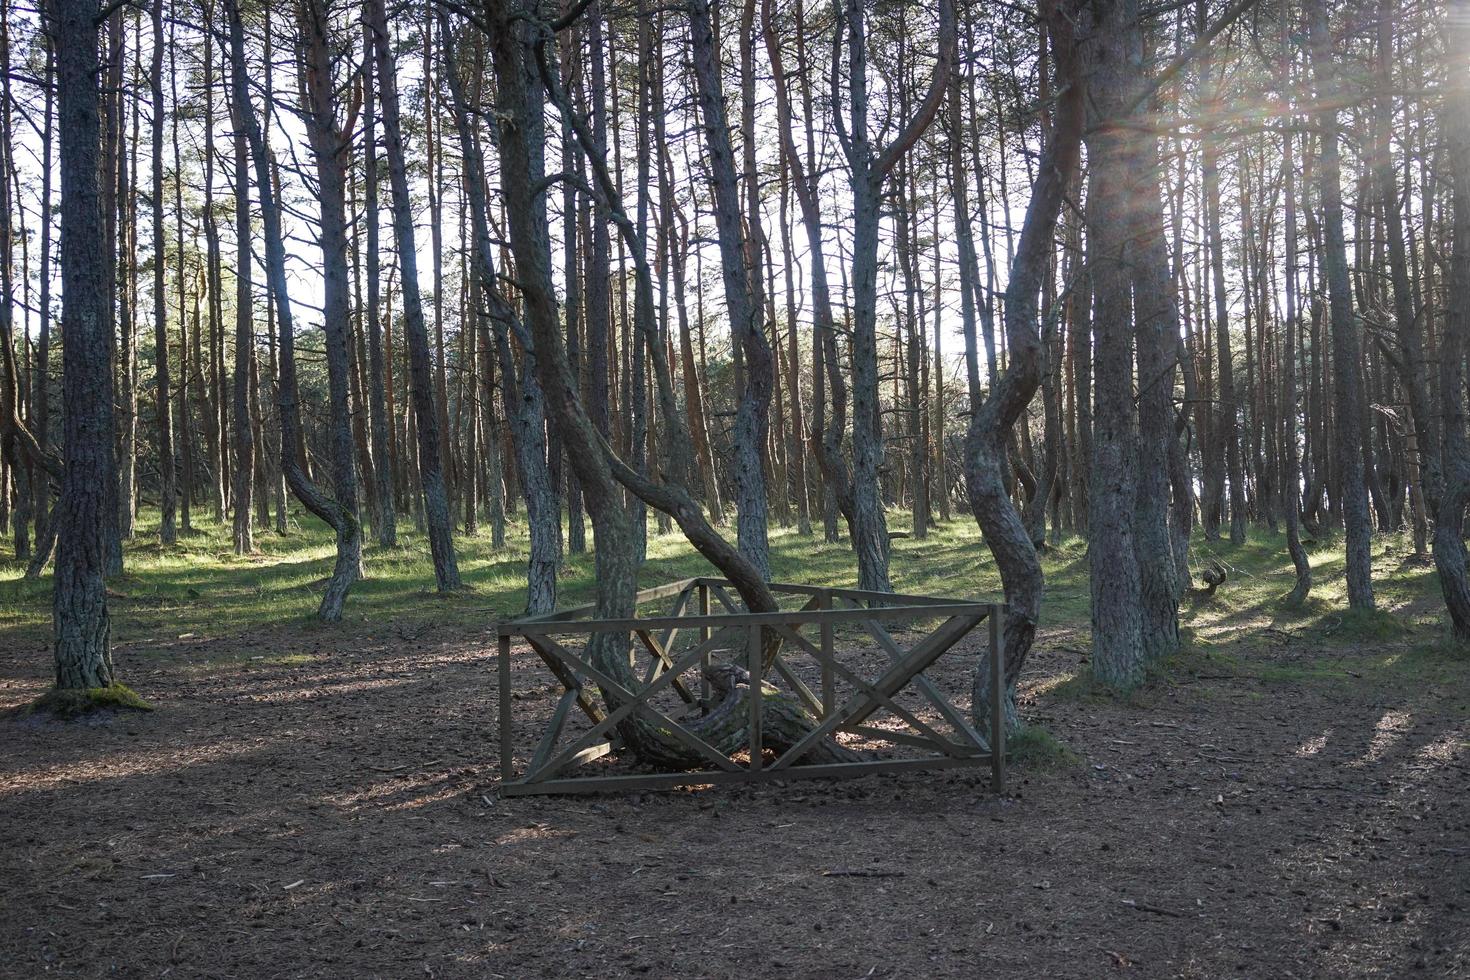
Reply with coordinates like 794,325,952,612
1249,640,1469,697
0,507,1462,681
0,508,1068,650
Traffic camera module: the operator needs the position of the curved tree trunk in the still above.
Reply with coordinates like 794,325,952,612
229,0,359,621
964,0,1082,732
485,0,853,769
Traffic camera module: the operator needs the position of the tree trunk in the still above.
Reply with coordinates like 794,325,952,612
1308,0,1374,610
964,0,1081,732
106,11,128,571
835,0,954,593
690,0,771,580
299,0,367,612
361,21,397,547
1083,0,1145,689
367,0,460,591
1279,21,1311,606
228,16,254,556
440,13,557,615
150,0,176,545
230,0,360,620
52,0,115,688
1434,0,1470,640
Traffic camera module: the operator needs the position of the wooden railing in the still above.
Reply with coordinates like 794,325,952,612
496,578,1005,796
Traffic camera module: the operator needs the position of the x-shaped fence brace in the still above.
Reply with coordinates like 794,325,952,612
495,579,1005,796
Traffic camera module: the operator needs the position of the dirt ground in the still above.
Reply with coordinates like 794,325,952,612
2,604,1468,979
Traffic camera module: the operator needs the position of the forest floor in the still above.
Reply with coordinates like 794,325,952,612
1,512,1468,978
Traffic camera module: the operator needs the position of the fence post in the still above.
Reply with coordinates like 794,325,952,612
989,605,1005,793
499,630,513,781
698,582,711,705
820,589,834,718
748,624,763,771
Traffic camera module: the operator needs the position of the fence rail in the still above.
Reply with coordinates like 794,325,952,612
496,579,1005,796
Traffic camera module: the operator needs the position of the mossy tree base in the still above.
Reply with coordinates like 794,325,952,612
25,684,153,720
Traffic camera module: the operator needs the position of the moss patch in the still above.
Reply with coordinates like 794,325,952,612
1006,724,1081,770
1318,607,1415,642
25,683,154,720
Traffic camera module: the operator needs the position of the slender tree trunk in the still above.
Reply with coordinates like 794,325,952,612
201,1,226,523
1434,0,1470,640
31,38,54,561
559,24,587,552
106,11,128,572
690,0,771,579
1197,8,1241,543
1280,20,1311,605
367,0,460,590
228,12,253,556
763,0,846,544
1129,108,1181,664
440,13,557,613
169,27,193,535
1308,0,1374,610
835,0,953,592
229,0,360,618
361,22,396,547
150,0,176,545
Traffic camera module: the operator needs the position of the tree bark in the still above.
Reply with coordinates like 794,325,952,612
367,0,460,591
52,0,115,688
1083,0,1146,689
964,0,1082,732
1308,0,1374,610
440,12,557,615
361,20,396,547
228,12,254,556
1434,0,1470,640
690,0,771,580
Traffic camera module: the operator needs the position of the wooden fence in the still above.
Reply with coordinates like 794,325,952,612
495,578,1005,796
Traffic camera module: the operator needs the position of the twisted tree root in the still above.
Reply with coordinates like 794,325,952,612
621,662,862,770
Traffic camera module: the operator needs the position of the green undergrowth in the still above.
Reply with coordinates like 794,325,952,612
1250,641,1469,700
23,683,154,720
1005,723,1081,770
0,510,1456,686
1314,606,1417,642
1049,632,1245,705
0,510,1083,657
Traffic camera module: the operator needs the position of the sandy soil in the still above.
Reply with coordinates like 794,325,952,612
2,608,1467,979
